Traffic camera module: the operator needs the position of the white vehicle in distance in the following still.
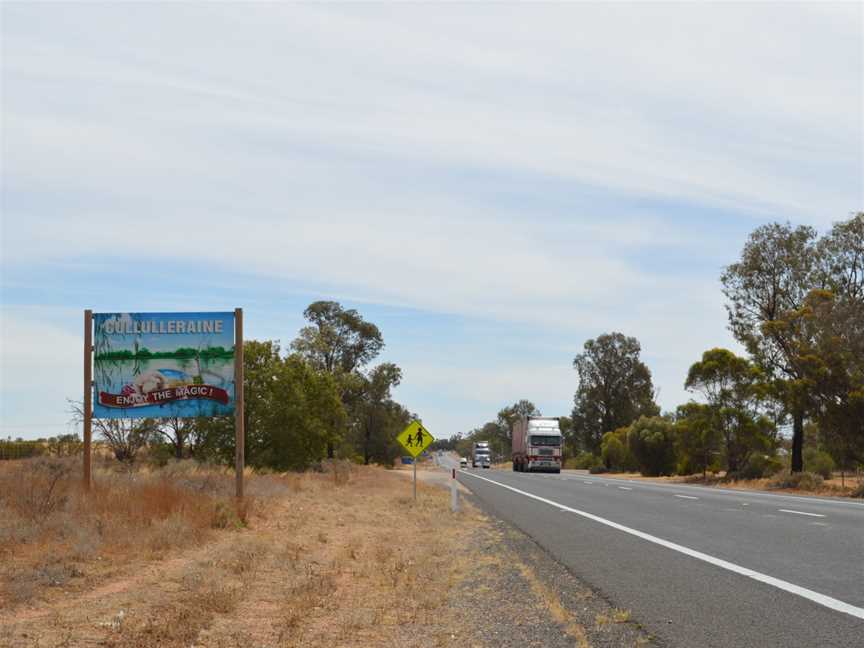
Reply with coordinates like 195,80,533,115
459,457,468,468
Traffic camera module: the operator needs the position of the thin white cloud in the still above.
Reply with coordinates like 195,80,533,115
1,3,860,437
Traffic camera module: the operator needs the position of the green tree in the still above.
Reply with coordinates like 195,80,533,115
789,290,864,471
674,402,722,478
808,214,864,470
156,417,194,459
495,400,540,460
351,362,406,465
290,301,384,375
192,340,346,471
721,222,821,472
627,416,677,476
252,355,346,471
600,429,628,471
572,333,659,455
558,416,576,458
684,349,774,475
291,301,388,459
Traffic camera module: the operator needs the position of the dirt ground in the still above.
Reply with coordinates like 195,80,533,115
1,463,653,647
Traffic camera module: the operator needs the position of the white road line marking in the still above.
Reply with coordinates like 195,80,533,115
583,481,594,484
674,494,699,500
779,509,826,518
568,474,864,508
618,486,633,491
459,470,864,621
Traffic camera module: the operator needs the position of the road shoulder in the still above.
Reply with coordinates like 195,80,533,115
416,465,656,648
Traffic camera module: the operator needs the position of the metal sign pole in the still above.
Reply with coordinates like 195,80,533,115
413,459,417,501
83,310,93,491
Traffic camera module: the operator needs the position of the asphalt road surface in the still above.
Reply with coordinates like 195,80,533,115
439,455,864,648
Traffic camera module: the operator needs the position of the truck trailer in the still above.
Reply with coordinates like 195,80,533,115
511,416,563,473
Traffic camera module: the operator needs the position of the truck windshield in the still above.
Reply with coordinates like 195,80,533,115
529,435,561,447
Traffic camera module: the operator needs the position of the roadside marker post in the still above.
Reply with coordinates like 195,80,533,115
451,468,460,512
396,421,435,502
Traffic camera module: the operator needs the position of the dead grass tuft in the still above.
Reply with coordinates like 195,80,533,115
516,562,590,648
0,457,253,607
596,608,632,627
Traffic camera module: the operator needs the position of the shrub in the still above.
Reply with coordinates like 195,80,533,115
767,471,824,491
588,464,608,474
734,454,784,480
627,416,677,476
803,449,835,480
601,434,626,471
565,451,601,470
0,440,46,461
0,457,74,521
145,442,178,469
851,482,864,498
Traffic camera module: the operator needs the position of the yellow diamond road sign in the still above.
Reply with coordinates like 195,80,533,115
397,420,434,458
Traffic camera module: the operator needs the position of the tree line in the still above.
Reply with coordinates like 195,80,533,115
63,301,416,471
441,213,863,484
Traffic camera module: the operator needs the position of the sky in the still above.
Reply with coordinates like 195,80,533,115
1,3,862,441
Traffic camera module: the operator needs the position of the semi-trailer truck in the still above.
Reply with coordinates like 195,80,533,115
472,441,491,468
511,416,563,473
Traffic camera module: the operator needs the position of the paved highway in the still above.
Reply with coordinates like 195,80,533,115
440,455,864,647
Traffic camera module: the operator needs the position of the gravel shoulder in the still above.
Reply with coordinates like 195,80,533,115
412,467,656,648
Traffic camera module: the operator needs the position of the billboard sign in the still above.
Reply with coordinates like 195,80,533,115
93,312,236,419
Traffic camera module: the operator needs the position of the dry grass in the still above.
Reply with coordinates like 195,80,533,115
0,462,475,647
516,562,590,648
595,608,632,626
0,457,258,608
3,460,642,648
264,467,467,647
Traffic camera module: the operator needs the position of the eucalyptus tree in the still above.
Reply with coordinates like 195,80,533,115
291,301,388,458
290,301,384,375
572,333,659,455
627,416,677,476
674,402,721,479
721,222,820,472
684,348,774,475
352,362,404,464
493,400,541,457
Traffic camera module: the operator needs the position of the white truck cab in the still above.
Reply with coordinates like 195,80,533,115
511,416,563,473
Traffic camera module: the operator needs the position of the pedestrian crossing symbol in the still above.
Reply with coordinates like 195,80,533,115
397,420,435,458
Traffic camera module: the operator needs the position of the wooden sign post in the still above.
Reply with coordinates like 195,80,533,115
234,307,245,499
83,309,93,491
